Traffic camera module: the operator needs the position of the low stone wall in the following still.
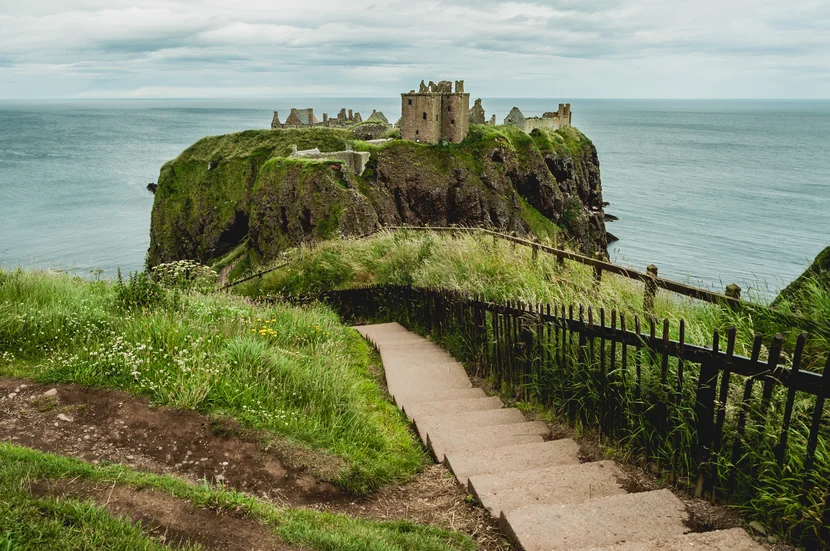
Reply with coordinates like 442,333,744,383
291,145,371,176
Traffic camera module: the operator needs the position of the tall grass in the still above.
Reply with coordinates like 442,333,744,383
237,230,829,368
0,268,424,494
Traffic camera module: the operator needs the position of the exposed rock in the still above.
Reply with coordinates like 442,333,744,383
57,413,73,422
146,183,157,194
44,388,58,397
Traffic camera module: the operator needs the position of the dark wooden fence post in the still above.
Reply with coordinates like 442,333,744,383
532,241,539,263
694,330,720,499
643,264,658,315
593,252,603,286
725,284,741,310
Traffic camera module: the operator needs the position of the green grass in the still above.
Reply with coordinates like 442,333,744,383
0,268,424,494
235,229,829,364
232,229,830,547
0,443,474,551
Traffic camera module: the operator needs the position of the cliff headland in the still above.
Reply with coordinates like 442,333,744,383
147,124,608,271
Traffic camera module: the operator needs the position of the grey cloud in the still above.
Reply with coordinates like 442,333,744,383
0,0,828,98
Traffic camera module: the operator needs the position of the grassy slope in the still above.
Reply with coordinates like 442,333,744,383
239,232,830,548
0,444,473,551
0,268,423,494
236,230,830,546
237,230,829,360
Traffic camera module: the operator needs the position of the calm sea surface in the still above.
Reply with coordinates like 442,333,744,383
1,99,828,299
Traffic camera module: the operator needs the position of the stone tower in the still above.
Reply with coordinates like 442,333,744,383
400,80,470,144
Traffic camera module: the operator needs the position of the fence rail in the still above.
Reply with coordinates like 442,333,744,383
314,284,830,545
223,224,762,312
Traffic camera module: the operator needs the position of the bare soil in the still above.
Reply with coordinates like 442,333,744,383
321,463,509,551
32,478,296,551
0,376,510,550
0,377,343,504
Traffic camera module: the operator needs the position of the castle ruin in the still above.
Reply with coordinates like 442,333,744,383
272,107,367,129
503,104,572,134
400,80,470,143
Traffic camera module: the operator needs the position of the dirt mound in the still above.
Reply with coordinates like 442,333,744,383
0,377,341,504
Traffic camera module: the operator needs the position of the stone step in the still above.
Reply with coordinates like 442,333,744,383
393,387,487,410
355,323,415,341
468,460,630,518
500,489,690,551
387,376,472,399
403,396,504,420
446,439,582,486
428,421,551,462
575,527,765,551
386,366,472,398
414,408,528,443
380,352,458,367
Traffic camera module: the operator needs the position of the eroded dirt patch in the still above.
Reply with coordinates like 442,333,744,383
32,478,296,551
0,377,341,505
321,463,510,551
1,376,515,550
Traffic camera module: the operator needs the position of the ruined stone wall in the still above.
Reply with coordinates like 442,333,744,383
292,147,371,176
400,80,470,143
505,103,572,133
441,93,470,143
469,98,486,124
523,116,561,133
400,93,442,143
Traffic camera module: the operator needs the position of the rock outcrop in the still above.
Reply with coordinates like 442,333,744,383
147,125,608,269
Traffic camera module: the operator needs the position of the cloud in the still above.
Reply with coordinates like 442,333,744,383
0,0,828,98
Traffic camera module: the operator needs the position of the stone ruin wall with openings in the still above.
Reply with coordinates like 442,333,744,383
400,80,470,144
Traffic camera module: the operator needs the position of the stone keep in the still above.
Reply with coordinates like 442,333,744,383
400,80,470,144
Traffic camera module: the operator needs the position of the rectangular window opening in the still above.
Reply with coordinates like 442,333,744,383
423,112,427,120
408,99,412,105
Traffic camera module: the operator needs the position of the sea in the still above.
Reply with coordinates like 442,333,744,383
1,98,828,300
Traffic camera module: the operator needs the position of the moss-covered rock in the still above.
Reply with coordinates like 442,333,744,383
147,125,608,269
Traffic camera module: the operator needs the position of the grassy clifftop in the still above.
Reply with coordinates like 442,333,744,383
148,125,608,275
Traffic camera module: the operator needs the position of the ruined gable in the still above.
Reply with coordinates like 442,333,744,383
469,98,486,125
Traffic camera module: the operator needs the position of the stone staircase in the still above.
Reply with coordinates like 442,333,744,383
356,322,765,551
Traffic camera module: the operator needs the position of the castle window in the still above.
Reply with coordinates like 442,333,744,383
448,104,452,112
435,114,438,121
451,119,455,125
415,130,419,135
423,112,427,120
408,99,412,105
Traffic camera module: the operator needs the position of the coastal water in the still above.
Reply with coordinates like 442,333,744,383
1,98,828,299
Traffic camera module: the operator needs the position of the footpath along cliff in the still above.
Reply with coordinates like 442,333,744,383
147,125,609,269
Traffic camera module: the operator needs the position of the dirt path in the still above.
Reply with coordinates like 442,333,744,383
0,377,341,504
0,376,510,551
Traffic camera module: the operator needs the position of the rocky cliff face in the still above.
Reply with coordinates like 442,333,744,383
147,125,608,269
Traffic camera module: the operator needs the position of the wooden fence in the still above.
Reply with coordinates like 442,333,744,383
316,285,830,544
224,225,818,329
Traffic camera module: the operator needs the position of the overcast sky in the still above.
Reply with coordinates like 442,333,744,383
0,0,828,99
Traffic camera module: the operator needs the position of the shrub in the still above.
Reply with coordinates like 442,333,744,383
152,260,217,292
113,270,165,311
